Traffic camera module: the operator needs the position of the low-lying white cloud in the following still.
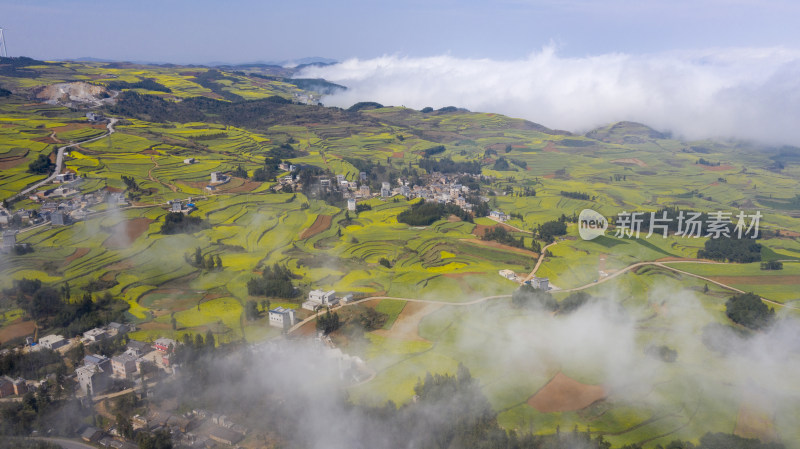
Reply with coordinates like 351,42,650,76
298,46,800,145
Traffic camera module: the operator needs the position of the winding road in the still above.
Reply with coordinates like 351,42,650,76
288,257,798,334
13,118,118,201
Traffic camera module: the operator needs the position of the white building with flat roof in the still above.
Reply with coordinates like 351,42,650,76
303,289,337,310
268,307,296,330
38,334,67,350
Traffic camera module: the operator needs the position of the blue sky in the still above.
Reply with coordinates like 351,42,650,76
2,0,798,63
4,0,800,143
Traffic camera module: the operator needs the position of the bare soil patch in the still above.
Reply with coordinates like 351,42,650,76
300,214,332,239
0,156,27,170
461,238,539,258
372,301,442,342
472,222,517,237
52,123,106,134
527,372,605,412
543,142,561,153
391,151,404,158
734,389,779,442
611,158,648,167
102,218,153,249
105,260,135,271
224,179,261,193
0,319,35,344
709,275,799,286
64,247,90,264
704,164,735,171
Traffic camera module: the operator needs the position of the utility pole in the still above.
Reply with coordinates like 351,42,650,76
0,28,8,57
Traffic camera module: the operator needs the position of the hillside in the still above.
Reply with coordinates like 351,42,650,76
1,57,799,448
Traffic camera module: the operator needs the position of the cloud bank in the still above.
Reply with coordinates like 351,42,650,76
298,46,800,145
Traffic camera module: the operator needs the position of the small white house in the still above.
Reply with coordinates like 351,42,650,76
268,307,296,329
529,277,550,291
183,158,196,164
498,269,516,280
303,289,337,310
83,328,108,342
347,199,357,211
38,334,68,350
210,172,226,184
490,210,508,222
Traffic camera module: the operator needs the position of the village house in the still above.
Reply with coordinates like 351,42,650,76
55,172,76,183
210,172,229,184
38,334,68,350
107,321,132,335
77,355,111,395
0,376,28,397
209,426,244,446
527,277,550,291
268,307,296,330
80,426,103,442
83,327,108,342
111,352,138,378
1,230,16,251
302,289,337,310
51,210,66,226
498,269,516,280
347,198,357,211
183,157,196,164
170,200,182,213
490,210,508,222
153,338,176,352
0,378,15,397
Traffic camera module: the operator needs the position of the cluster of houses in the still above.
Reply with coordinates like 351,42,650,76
76,336,175,397
276,168,486,215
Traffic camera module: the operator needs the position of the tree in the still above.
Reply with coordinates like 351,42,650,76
316,308,340,335
116,413,134,439
215,255,222,269
205,330,215,349
194,247,202,266
233,164,248,178
27,154,54,174
245,300,259,321
511,284,557,310
725,292,774,330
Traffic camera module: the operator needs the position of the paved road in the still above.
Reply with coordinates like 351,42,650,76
14,118,117,201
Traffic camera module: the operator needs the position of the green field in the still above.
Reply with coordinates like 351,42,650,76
1,59,799,448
